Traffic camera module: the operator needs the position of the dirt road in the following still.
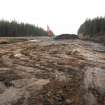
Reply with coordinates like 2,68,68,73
0,38,105,105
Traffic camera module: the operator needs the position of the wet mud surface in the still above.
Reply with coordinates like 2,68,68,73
0,38,105,105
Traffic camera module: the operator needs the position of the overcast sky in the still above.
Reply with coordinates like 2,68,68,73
0,0,105,35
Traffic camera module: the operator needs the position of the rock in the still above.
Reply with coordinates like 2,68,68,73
1,55,13,67
29,39,39,42
0,82,6,94
0,87,25,105
14,53,22,58
65,99,73,104
84,92,98,105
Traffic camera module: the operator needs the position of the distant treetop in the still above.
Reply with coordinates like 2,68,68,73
0,20,48,37
78,17,105,37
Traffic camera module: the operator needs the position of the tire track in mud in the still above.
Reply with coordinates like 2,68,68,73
0,41,85,105
0,40,105,105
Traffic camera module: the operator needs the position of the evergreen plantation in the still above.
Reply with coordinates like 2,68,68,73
0,20,48,37
78,17,105,37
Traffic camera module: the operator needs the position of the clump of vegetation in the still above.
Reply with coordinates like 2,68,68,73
8,38,28,43
78,17,105,38
0,20,48,37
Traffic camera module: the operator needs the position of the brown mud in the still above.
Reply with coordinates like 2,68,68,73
0,38,105,105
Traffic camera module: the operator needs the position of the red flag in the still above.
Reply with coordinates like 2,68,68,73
47,25,53,37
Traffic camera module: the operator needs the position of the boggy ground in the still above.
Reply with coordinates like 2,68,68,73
0,38,105,105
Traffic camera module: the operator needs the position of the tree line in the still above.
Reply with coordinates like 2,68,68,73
78,17,105,37
0,20,48,37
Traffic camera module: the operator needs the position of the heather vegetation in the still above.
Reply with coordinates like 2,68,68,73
0,20,48,37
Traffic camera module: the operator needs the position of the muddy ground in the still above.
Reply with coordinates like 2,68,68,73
0,37,105,105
